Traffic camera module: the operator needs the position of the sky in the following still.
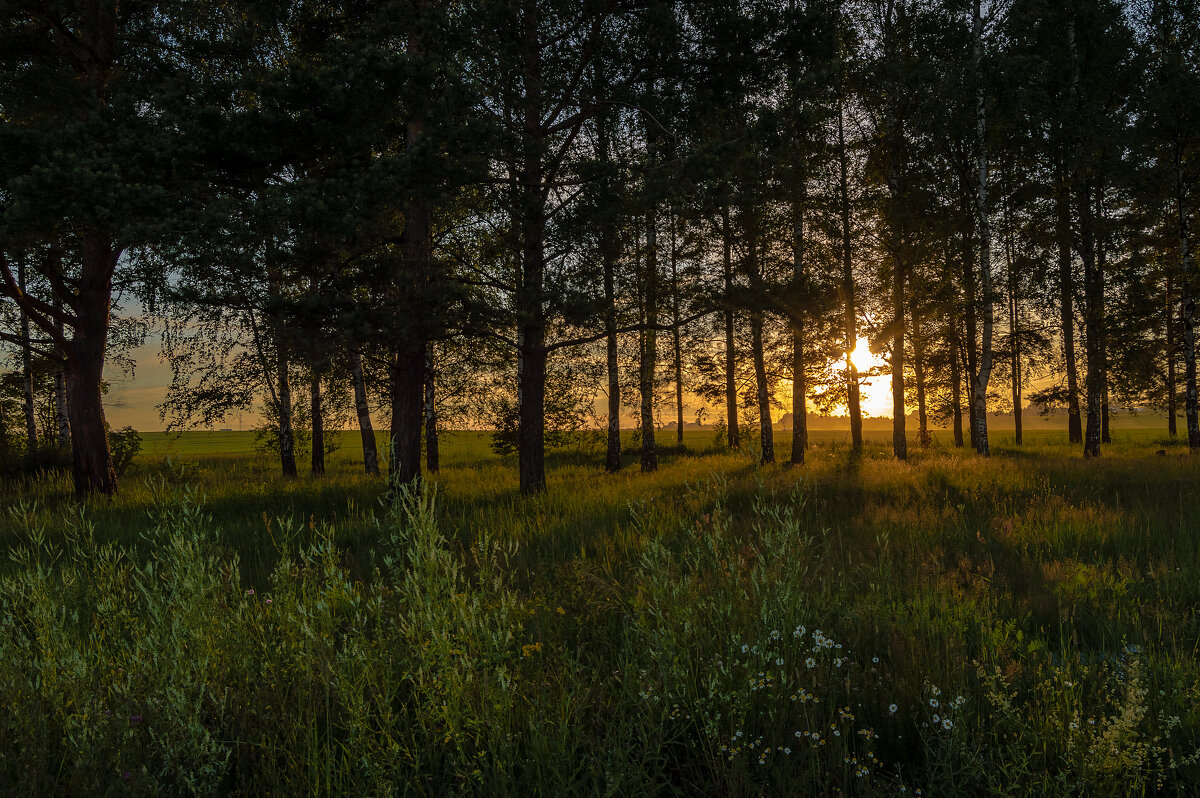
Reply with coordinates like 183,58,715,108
101,332,896,433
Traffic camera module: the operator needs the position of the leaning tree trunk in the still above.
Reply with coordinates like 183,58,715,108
424,347,439,473
722,203,740,450
351,350,379,475
310,367,324,477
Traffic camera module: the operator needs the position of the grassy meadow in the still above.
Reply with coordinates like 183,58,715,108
2,426,1199,795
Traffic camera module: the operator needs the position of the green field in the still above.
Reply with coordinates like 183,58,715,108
2,429,1199,795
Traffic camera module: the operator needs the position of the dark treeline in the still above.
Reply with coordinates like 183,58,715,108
1,0,1197,496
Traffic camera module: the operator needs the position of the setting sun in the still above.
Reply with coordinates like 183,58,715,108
846,337,894,418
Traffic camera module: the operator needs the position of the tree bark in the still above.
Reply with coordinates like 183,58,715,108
913,310,930,448
790,176,808,464
950,320,964,447
276,336,297,479
18,260,38,461
1079,178,1102,458
516,4,548,494
838,107,863,452
970,0,992,457
1175,140,1200,448
1166,272,1177,437
1056,163,1084,444
424,346,439,473
670,209,684,447
310,367,324,476
722,203,740,449
603,214,621,471
746,219,774,465
640,164,659,473
1005,193,1023,445
390,342,424,486
351,350,379,475
392,97,432,486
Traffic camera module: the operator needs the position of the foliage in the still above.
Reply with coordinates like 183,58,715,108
107,426,143,477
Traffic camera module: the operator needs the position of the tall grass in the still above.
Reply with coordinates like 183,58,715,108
0,433,1198,794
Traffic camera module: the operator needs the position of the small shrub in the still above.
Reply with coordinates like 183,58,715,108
108,425,142,475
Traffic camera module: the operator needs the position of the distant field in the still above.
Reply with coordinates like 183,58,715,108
136,420,1181,461
2,424,1198,794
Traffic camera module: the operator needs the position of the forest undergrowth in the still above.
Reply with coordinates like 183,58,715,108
1,432,1198,795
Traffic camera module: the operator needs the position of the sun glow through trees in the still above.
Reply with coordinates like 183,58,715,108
847,337,894,419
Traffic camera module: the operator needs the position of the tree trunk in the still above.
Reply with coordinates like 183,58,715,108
838,107,862,452
640,180,659,473
747,223,774,465
597,115,622,472
61,238,119,496
276,336,297,479
887,141,907,460
516,8,548,494
65,351,115,495
424,346,439,473
18,260,38,461
1006,198,1023,446
1166,272,1177,437
1175,141,1200,449
1079,178,1102,458
1057,179,1084,444
913,311,929,448
390,342,424,486
351,350,379,475
604,214,621,471
310,367,324,477
790,176,808,465
950,321,964,447
670,210,684,447
53,358,69,448
722,203,740,449
971,0,993,457
891,263,907,461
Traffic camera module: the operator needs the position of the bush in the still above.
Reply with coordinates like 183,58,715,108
108,426,142,475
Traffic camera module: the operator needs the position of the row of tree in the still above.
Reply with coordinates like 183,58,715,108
1,0,1197,496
